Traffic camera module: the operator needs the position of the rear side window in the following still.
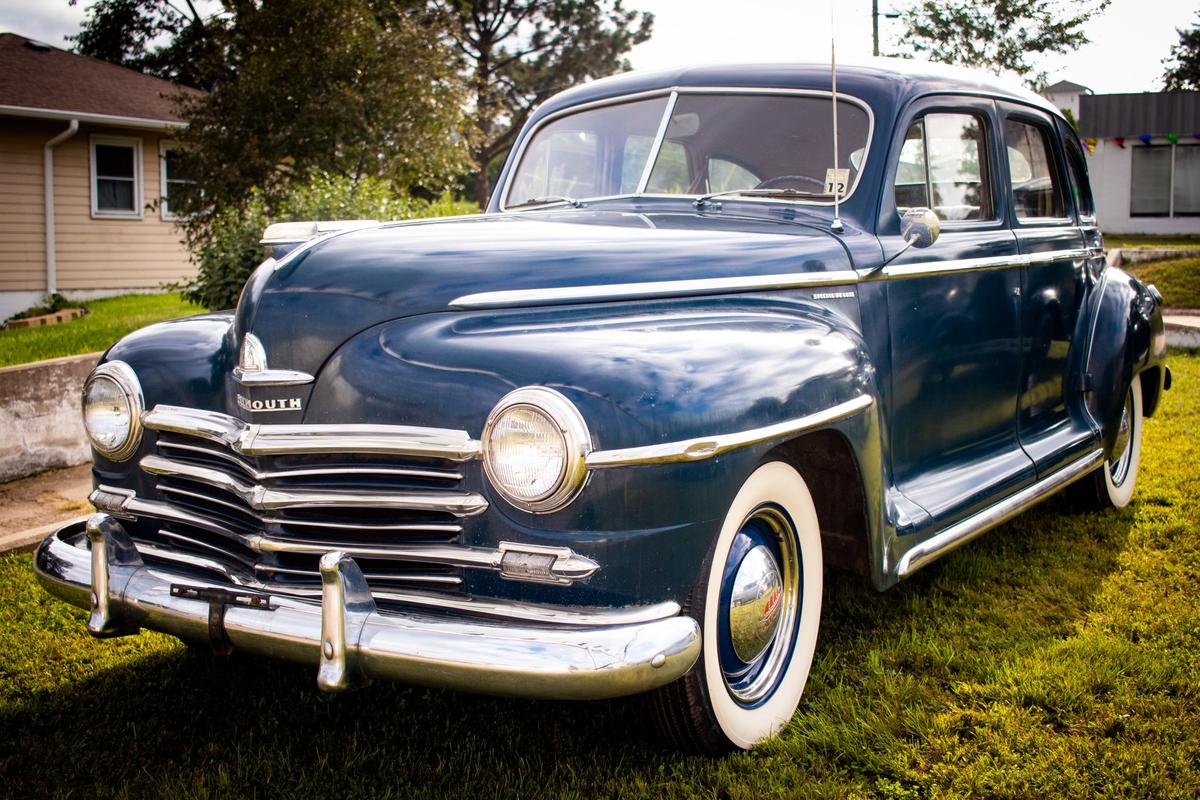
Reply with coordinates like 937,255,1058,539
1063,133,1095,219
894,112,992,221
1005,119,1065,220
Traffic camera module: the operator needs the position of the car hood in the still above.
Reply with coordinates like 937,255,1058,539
234,209,853,378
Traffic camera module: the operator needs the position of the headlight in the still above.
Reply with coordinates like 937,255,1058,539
81,361,144,461
482,387,591,513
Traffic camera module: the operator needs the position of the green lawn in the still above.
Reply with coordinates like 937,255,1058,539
0,293,202,368
1103,233,1200,250
1128,257,1200,310
1,356,1197,798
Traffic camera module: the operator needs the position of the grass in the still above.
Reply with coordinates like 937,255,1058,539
2,356,1198,799
0,293,201,369
1103,233,1200,250
1127,257,1200,310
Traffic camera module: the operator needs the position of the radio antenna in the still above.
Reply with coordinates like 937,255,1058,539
830,0,844,233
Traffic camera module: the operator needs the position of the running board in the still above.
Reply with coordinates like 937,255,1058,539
895,449,1104,578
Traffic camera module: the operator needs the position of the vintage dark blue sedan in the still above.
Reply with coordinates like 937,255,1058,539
35,61,1169,753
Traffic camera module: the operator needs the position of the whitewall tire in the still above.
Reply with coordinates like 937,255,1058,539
652,461,823,753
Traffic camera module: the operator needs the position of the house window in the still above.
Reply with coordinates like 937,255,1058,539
159,143,194,220
1131,143,1200,217
90,136,143,218
1131,146,1171,216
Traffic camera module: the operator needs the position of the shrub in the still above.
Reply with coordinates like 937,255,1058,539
181,172,478,310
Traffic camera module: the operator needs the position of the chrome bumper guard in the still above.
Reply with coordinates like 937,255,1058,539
34,514,701,700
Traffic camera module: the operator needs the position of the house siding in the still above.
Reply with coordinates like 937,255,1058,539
0,120,49,291
53,123,194,291
0,118,195,309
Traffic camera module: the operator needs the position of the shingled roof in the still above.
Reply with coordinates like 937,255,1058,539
0,32,200,126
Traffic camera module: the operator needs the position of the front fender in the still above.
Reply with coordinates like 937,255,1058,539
1085,267,1167,455
306,297,880,605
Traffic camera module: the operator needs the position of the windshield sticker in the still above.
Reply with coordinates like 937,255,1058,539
824,168,850,196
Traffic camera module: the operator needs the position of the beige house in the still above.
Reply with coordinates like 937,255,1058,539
0,33,199,320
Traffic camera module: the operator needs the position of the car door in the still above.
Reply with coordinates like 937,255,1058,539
880,96,1035,532
999,103,1097,474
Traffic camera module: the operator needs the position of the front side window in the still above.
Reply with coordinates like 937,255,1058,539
504,92,872,207
1005,119,1065,220
91,136,142,218
894,112,992,221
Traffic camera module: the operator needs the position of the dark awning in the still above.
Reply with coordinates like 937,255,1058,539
1080,91,1200,138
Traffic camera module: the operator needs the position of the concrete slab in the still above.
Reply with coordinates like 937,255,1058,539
0,463,93,553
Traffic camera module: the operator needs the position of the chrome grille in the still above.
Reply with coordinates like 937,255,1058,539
124,405,494,602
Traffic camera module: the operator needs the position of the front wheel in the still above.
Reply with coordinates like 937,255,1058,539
651,461,823,753
1075,378,1143,510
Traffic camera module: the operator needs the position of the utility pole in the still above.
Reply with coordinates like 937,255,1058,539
873,0,880,57
872,2,901,58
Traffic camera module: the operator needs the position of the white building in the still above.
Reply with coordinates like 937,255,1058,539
1045,82,1200,235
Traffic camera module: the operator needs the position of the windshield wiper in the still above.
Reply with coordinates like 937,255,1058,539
693,188,832,207
508,195,586,209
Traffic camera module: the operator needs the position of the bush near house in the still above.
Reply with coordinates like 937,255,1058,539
1,353,1196,797
183,172,479,311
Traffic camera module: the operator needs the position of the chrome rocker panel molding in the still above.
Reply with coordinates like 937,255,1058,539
34,515,701,700
894,448,1104,578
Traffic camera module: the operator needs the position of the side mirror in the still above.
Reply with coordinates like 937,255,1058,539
873,208,941,273
900,207,940,249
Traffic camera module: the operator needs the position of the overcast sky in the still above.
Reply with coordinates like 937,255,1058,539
0,0,1195,95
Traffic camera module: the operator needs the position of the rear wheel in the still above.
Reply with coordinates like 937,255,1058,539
651,461,823,753
1075,379,1143,510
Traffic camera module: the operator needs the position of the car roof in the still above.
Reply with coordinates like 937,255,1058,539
534,58,1061,122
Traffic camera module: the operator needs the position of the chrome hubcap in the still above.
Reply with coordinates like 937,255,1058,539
718,505,801,706
729,545,783,663
1109,390,1134,485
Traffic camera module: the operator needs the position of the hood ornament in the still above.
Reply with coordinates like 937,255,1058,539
233,333,314,387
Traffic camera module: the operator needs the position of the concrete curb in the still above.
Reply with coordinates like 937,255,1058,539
0,352,101,482
0,515,86,555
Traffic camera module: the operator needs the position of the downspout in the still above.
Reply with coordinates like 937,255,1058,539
44,119,79,295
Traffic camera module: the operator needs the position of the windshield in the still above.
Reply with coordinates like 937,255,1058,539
504,92,871,208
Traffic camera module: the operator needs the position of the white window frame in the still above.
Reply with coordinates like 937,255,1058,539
158,140,190,221
90,134,144,219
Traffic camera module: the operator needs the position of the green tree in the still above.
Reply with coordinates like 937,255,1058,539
73,0,471,222
898,0,1110,88
1163,13,1200,90
436,0,654,206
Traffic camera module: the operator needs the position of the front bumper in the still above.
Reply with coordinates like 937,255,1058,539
34,514,701,700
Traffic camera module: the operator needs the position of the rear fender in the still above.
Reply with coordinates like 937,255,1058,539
1084,267,1167,455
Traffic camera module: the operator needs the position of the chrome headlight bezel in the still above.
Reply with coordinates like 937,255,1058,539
481,387,592,513
81,360,144,462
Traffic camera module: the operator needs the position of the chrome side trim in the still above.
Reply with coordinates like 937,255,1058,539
35,517,700,700
450,249,1093,309
143,405,482,461
895,449,1104,578
881,247,1090,279
450,269,862,309
140,455,488,517
586,394,874,468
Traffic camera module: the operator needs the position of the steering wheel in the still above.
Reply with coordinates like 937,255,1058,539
753,175,827,191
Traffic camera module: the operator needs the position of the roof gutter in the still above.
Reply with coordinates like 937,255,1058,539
44,119,79,295
2,104,186,131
